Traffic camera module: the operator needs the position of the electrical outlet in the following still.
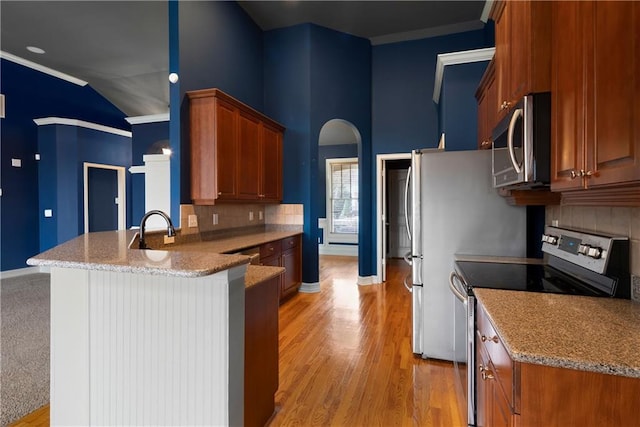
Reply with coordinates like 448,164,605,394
249,211,254,221
188,214,198,228
259,211,263,220
213,213,219,225
552,219,559,227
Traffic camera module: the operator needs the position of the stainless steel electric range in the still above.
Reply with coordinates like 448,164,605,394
448,226,630,427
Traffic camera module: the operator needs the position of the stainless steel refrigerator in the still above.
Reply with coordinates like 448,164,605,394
404,149,526,360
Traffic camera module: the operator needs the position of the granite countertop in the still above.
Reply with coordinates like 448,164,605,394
27,226,302,279
245,265,285,289
475,288,640,378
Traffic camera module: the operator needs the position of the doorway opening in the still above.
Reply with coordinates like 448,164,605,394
375,153,411,283
83,162,126,233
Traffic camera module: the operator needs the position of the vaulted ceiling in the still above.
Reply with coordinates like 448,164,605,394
0,1,489,118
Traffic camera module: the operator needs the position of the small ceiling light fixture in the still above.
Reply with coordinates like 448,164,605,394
26,46,46,54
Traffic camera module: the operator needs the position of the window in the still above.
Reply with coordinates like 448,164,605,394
326,158,358,244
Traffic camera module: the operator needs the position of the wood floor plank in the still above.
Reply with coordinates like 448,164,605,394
10,256,465,426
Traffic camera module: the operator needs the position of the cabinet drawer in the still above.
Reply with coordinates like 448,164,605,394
260,241,282,259
477,305,515,410
281,235,299,251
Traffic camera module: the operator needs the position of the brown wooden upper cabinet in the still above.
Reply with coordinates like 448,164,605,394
551,1,640,197
491,0,551,121
476,59,496,150
186,88,284,205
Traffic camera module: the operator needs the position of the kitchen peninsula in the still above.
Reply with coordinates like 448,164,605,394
27,226,300,426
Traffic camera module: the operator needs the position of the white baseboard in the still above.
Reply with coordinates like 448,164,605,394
357,276,378,286
299,282,320,293
0,266,46,279
318,244,358,257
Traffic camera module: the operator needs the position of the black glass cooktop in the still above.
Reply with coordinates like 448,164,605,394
454,261,608,297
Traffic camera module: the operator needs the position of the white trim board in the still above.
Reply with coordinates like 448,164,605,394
357,276,377,286
299,282,320,293
318,244,358,257
432,47,495,104
0,50,88,86
126,113,170,125
34,117,132,138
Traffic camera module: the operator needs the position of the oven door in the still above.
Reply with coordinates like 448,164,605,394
449,271,475,427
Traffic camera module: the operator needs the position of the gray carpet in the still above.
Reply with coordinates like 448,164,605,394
0,273,50,426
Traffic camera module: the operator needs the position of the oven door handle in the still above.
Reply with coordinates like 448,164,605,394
507,108,523,174
449,272,467,305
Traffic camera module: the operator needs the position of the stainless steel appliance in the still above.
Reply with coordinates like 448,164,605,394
449,226,630,426
492,93,551,189
403,149,527,359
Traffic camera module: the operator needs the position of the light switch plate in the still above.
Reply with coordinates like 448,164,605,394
249,211,254,221
35,153,41,160
213,213,219,225
44,209,53,218
11,158,21,167
259,211,263,220
188,214,198,228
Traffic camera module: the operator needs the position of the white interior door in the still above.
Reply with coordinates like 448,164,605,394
388,169,410,258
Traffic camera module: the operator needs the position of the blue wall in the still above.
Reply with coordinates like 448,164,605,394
37,124,132,252
264,24,371,283
131,121,170,225
440,61,490,151
0,58,127,271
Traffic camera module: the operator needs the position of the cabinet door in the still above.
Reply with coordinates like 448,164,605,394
237,111,261,199
215,99,238,199
476,341,490,427
507,0,529,103
493,1,510,121
261,124,283,201
586,1,640,188
281,247,301,298
189,96,218,203
550,1,586,191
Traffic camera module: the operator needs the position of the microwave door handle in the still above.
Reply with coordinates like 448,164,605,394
404,166,412,242
448,272,467,305
507,108,524,174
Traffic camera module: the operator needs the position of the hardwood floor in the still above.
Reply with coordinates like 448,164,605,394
11,256,464,426
271,256,465,426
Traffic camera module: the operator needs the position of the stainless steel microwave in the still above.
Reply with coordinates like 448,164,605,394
491,93,551,189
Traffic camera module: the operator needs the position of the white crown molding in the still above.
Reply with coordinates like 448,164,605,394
33,117,132,138
371,20,485,46
0,50,88,87
125,113,170,125
432,47,495,104
481,0,495,23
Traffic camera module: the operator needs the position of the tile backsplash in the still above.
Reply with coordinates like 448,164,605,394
180,203,303,235
545,206,640,297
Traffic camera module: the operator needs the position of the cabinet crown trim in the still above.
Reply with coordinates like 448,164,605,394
433,47,495,104
186,88,285,131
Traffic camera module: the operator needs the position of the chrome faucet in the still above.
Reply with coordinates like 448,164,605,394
139,210,176,249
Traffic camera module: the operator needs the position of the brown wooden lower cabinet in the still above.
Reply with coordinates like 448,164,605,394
259,235,302,303
476,301,640,426
245,275,280,427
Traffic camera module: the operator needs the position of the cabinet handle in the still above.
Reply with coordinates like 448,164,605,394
218,192,222,195
570,170,579,180
481,370,495,381
582,169,594,178
481,334,499,344
480,140,492,149
500,101,512,111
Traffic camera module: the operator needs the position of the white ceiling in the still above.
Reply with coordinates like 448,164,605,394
0,1,489,118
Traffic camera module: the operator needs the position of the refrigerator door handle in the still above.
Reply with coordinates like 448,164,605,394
403,273,413,293
404,166,412,242
448,272,467,305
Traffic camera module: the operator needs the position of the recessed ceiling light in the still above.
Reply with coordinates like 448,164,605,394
26,46,45,54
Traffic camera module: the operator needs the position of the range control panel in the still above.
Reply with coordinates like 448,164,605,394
541,226,627,274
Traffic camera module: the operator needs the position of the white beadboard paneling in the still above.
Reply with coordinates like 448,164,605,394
50,268,91,425
49,265,246,426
